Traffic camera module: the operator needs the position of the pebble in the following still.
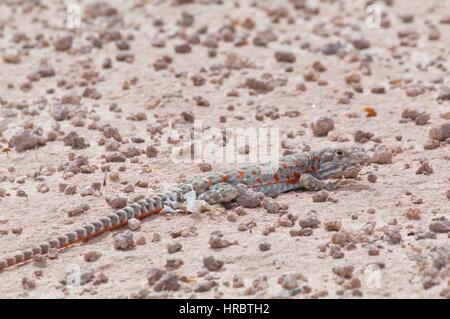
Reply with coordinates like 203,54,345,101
311,117,334,137
329,245,345,259
351,37,370,50
146,145,158,158
258,242,271,251
147,268,166,286
127,218,141,231
54,34,73,51
105,152,126,162
3,49,21,64
429,217,450,233
113,230,135,250
107,196,128,209
263,198,280,214
274,51,296,63
167,242,182,254
423,139,440,150
368,246,380,256
84,251,101,262
354,130,374,144
385,230,402,244
94,273,109,286
429,123,450,142
203,256,224,271
194,281,216,293
405,208,422,220
174,43,191,53
8,129,46,152
165,258,183,270
415,161,433,175
312,190,329,202
371,149,393,164
437,86,450,101
332,264,354,279
367,174,377,183
67,204,90,217
324,221,341,232
21,277,36,290
153,274,180,292
299,217,321,229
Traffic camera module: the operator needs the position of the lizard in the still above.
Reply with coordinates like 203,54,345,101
0,145,369,271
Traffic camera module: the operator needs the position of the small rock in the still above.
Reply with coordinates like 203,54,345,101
313,190,329,202
333,264,354,279
203,256,224,271
128,218,141,231
416,161,433,175
84,251,101,262
21,277,36,290
437,86,450,101
194,281,217,293
371,149,393,164
351,37,370,50
174,43,191,53
423,139,440,150
94,273,109,285
146,145,158,158
54,34,73,51
405,208,421,220
9,129,46,152
429,123,450,142
329,245,344,259
105,152,126,162
274,51,296,63
147,268,166,286
385,230,402,244
113,230,135,250
67,204,90,217
311,117,334,137
324,221,341,232
429,218,450,233
367,174,377,183
3,49,21,64
299,217,320,229
354,130,374,144
165,258,183,270
259,242,271,251
263,198,280,214
107,196,127,209
167,242,182,254
153,273,180,292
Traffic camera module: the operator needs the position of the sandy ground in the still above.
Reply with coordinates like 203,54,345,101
0,0,449,299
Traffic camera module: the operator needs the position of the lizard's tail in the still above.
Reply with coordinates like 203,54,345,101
0,187,188,272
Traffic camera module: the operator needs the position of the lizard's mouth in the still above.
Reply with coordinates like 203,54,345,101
328,166,362,179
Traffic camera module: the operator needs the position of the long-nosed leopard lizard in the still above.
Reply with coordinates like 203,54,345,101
0,146,369,271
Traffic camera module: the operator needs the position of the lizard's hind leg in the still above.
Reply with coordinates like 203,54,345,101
197,182,238,205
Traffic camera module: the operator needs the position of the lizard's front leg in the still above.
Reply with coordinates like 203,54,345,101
197,182,239,205
299,174,340,191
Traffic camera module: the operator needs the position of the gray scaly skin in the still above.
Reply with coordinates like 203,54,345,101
0,146,369,271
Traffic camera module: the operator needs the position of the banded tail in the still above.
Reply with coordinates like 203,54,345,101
0,185,191,271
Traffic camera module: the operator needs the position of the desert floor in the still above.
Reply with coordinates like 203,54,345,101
0,0,449,298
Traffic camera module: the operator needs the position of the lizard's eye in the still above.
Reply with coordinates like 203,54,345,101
335,149,344,157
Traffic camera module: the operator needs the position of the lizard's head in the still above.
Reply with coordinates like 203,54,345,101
312,146,369,180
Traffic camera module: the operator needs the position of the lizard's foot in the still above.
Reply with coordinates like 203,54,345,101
299,174,350,191
197,182,238,205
